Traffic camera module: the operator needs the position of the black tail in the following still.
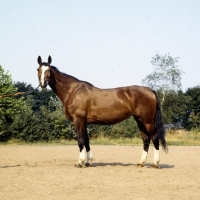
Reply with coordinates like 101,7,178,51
152,90,168,153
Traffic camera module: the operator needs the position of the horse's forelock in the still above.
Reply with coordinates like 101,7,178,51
41,62,49,66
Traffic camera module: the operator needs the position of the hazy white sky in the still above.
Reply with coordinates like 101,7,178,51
0,0,200,91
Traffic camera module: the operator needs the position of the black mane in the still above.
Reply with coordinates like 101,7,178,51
50,65,60,72
50,65,93,86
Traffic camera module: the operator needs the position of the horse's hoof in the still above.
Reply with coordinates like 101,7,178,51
74,163,86,168
86,163,92,167
150,164,160,169
137,163,144,168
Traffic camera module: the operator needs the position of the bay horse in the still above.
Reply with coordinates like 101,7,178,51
37,56,167,168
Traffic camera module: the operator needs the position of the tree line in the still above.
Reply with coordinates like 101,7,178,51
0,54,200,142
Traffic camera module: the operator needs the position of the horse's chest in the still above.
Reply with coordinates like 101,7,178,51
63,107,74,121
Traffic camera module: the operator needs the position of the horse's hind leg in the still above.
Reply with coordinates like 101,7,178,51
135,117,160,168
134,118,151,167
84,129,93,167
138,134,151,167
144,123,160,168
151,134,160,168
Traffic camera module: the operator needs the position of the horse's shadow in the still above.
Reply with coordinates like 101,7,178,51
0,164,21,168
158,164,175,169
92,162,135,167
0,163,175,169
92,162,175,169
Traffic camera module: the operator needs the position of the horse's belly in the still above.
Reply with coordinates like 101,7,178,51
87,107,131,124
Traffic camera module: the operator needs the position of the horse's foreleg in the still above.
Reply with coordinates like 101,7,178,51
77,137,86,167
74,119,86,168
137,135,150,167
84,129,93,167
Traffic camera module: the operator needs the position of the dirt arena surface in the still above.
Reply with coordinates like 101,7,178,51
0,145,200,200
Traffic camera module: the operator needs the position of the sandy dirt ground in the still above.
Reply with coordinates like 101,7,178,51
0,145,200,200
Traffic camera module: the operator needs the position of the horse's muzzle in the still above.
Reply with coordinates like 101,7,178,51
40,81,48,90
41,86,46,90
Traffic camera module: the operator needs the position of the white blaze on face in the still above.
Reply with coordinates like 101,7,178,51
41,66,49,86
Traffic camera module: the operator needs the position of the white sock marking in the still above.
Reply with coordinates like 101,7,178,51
87,150,93,164
140,150,148,164
153,147,160,165
78,149,85,164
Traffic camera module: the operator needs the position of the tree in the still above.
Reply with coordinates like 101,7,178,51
0,66,27,141
9,95,75,142
161,89,190,125
109,117,139,138
142,54,183,109
188,110,200,133
183,86,200,130
15,81,57,111
48,96,75,140
14,81,34,93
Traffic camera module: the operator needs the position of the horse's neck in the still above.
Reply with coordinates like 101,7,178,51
48,69,78,103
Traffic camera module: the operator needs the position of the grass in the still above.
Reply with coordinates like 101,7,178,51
165,129,200,146
90,136,143,145
91,130,200,146
1,130,200,146
1,137,142,146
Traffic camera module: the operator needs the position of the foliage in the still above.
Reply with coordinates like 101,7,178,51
15,81,57,111
183,86,200,130
188,110,200,133
142,53,183,91
142,54,183,108
0,66,27,141
109,117,139,138
3,81,200,142
9,96,75,142
2,56,200,142
0,67,26,121
86,117,139,139
160,90,190,125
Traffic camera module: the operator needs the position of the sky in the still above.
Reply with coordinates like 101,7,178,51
0,0,200,91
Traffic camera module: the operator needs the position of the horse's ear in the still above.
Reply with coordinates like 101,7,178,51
38,56,42,65
48,55,52,65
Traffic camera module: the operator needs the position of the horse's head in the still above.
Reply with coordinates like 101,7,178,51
37,56,52,90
